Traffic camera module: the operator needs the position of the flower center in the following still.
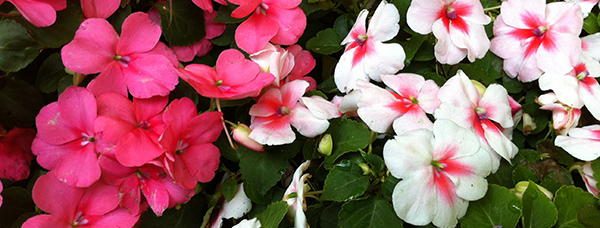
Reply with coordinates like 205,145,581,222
533,26,548,37
475,107,487,119
138,120,150,129
113,55,131,64
71,212,89,227
278,106,290,115
258,2,269,14
409,96,419,104
81,133,96,146
215,80,224,86
577,71,589,80
175,140,189,155
446,6,457,20
431,160,447,171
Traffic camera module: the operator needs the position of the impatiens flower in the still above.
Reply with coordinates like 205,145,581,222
283,160,311,228
99,155,194,216
580,162,599,197
80,0,120,18
435,71,518,170
229,0,307,53
407,0,491,64
233,218,262,228
210,183,253,228
536,92,581,134
0,128,34,181
160,98,222,189
490,0,583,82
0,0,66,27
62,12,179,98
539,63,600,120
384,120,492,227
567,0,599,17
555,125,600,161
232,124,265,152
250,43,295,86
22,174,138,228
356,73,440,134
95,93,167,167
287,44,318,91
32,87,102,187
334,0,406,93
249,80,339,145
181,49,274,100
172,11,226,62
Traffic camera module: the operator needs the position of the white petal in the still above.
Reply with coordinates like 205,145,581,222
363,42,405,82
392,109,433,135
392,171,436,226
406,0,443,34
432,20,468,65
222,184,252,219
334,48,369,93
383,130,433,179
232,218,262,228
356,81,401,133
342,10,368,45
249,120,296,146
483,121,519,162
300,96,340,120
479,84,513,128
432,120,481,159
367,0,400,42
555,135,600,161
290,105,330,138
580,79,600,120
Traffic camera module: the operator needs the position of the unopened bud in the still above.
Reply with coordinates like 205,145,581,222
318,134,333,156
358,163,372,175
522,113,537,135
512,181,553,199
471,80,486,96
232,124,264,152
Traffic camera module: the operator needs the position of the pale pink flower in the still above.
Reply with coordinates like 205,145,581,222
407,0,491,64
334,0,406,93
536,92,581,134
80,0,120,18
555,125,600,161
435,71,518,171
384,120,492,227
250,43,295,85
491,0,583,82
62,12,179,98
356,73,439,134
0,0,66,27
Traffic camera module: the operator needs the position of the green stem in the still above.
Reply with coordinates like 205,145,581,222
484,5,501,11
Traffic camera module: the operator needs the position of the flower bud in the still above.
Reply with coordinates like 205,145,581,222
318,134,333,156
512,181,553,199
581,163,599,197
358,163,372,175
471,80,486,96
522,113,536,135
232,124,264,152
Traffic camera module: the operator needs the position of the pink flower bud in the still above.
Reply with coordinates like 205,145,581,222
232,124,264,152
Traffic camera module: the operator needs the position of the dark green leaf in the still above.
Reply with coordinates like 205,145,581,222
584,13,600,34
554,186,597,228
138,193,208,227
36,53,70,93
338,198,403,228
576,204,600,227
321,161,370,201
22,1,83,48
221,177,239,202
0,20,41,72
239,151,289,204
460,185,522,228
401,34,427,65
157,0,205,46
306,28,343,55
521,182,558,228
459,53,504,85
256,201,288,228
324,119,371,168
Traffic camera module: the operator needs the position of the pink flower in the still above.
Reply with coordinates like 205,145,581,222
172,11,226,62
334,0,406,93
0,0,66,27
250,43,295,85
160,98,222,189
407,0,490,64
435,71,518,171
0,128,34,181
22,174,139,228
229,0,307,53
249,80,339,145
192,0,227,12
536,92,581,134
95,93,167,167
581,162,599,197
80,0,120,18
99,156,194,216
181,49,274,100
490,0,583,82
555,125,600,161
384,120,492,227
539,63,600,120
287,44,318,91
32,87,102,187
62,12,179,98
355,73,440,134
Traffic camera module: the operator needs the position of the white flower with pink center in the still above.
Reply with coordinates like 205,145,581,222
555,125,600,161
355,73,440,134
435,71,518,171
334,0,406,93
539,63,600,120
536,92,582,135
407,0,491,64
384,120,492,227
490,0,583,82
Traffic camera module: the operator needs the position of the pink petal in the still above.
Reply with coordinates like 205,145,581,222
192,0,213,12
32,174,82,218
235,13,279,54
281,80,308,107
263,0,301,9
248,88,282,117
115,129,163,167
31,138,71,170
133,95,168,122
9,0,57,27
61,19,118,74
52,145,101,187
80,0,120,18
356,81,402,133
268,7,306,45
287,45,316,77
180,144,220,183
123,54,179,98
216,49,262,86
22,215,69,228
57,87,97,134
96,93,136,124
187,112,223,144
87,64,128,97
229,0,261,18
162,98,197,135
117,12,162,55
79,183,120,215
141,179,170,216
90,209,139,228
35,103,80,145
38,0,65,10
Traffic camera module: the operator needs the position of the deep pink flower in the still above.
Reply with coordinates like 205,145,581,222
95,93,167,167
80,0,120,18
32,87,102,187
0,128,35,181
22,174,139,228
99,156,194,216
181,49,274,100
160,98,222,189
229,0,307,53
172,11,226,62
490,0,583,82
192,0,227,12
62,12,179,98
0,0,66,27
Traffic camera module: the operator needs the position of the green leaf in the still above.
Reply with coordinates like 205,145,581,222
324,119,371,168
138,193,209,227
585,13,600,34
521,182,558,228
0,20,41,72
401,34,427,65
577,204,600,227
239,151,289,204
459,53,504,85
22,1,83,48
460,185,522,228
36,53,70,93
306,28,343,55
554,186,597,228
256,201,288,228
321,161,370,201
157,0,205,46
221,177,239,202
338,198,403,228
591,160,600,190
